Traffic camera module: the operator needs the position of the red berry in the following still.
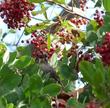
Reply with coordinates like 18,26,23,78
0,0,35,29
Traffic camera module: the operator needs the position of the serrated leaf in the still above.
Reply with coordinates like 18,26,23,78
79,61,95,85
80,60,105,87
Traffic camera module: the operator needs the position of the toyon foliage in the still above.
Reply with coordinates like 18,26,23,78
0,0,110,108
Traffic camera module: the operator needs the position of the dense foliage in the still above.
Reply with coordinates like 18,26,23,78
0,0,110,108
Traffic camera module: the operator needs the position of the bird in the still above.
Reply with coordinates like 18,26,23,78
37,58,62,85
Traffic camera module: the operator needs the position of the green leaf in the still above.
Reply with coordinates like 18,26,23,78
61,20,73,30
104,14,110,25
29,74,43,92
64,81,75,92
86,31,98,43
67,98,84,108
0,57,3,69
0,44,6,56
42,99,51,108
93,87,107,99
60,64,73,80
7,51,17,64
24,27,32,35
31,11,37,16
61,55,68,65
30,98,42,108
24,23,49,35
94,59,105,84
42,83,61,96
14,56,32,69
74,31,85,43
80,60,105,87
30,98,51,108
0,65,21,96
6,103,14,108
106,67,110,84
31,4,49,18
69,56,77,68
95,0,102,7
0,98,6,108
103,0,110,12
23,63,39,75
86,20,98,31
55,0,65,4
29,0,45,3
47,34,51,50
17,45,32,56
5,91,19,105
99,24,110,35
79,61,95,85
41,4,48,20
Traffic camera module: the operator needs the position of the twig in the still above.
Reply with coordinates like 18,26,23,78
31,16,49,22
72,0,74,11
1,32,8,41
46,0,91,21
16,30,24,46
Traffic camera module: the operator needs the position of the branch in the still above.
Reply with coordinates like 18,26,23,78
46,0,91,21
16,30,24,46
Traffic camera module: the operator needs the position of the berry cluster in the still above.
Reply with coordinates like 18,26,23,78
79,0,87,11
0,0,34,29
31,31,55,60
96,32,110,65
70,18,87,28
94,10,104,27
56,29,74,44
55,29,81,58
